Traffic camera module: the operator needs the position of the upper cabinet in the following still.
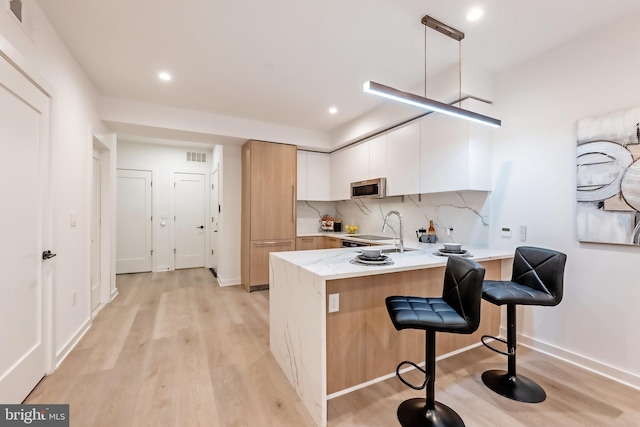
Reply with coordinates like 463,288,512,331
368,134,387,180
298,151,330,201
420,99,492,193
327,98,493,200
330,141,369,200
385,121,421,196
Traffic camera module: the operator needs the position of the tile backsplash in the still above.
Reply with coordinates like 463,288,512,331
297,191,491,247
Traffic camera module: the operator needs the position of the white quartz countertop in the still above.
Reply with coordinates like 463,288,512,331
272,243,513,280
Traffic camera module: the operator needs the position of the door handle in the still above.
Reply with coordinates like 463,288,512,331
42,250,57,260
197,225,205,229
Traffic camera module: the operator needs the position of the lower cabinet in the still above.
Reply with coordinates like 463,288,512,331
247,239,295,290
323,236,342,249
296,236,319,250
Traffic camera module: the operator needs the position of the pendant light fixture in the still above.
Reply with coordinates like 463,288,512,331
363,14,501,128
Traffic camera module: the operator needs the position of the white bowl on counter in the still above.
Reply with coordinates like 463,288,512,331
442,243,463,252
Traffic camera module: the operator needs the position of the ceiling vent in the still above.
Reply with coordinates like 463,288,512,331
9,0,22,22
186,152,207,163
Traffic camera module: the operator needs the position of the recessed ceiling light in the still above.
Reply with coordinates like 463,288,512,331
466,8,483,21
158,72,172,81
329,107,338,114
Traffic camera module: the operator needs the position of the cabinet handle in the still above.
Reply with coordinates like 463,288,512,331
292,185,295,222
253,241,292,247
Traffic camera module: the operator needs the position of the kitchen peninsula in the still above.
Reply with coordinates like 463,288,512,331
269,244,513,427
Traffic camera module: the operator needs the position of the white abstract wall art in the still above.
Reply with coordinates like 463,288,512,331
576,106,640,245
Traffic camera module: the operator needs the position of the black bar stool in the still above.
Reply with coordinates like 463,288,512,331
480,246,567,403
386,256,486,427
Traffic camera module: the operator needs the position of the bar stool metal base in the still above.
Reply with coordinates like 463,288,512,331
481,370,546,403
397,398,465,427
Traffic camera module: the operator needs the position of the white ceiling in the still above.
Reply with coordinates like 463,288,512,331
37,0,640,134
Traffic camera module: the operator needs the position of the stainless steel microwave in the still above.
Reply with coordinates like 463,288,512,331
350,178,386,199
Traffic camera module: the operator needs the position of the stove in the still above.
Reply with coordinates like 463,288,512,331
346,234,395,241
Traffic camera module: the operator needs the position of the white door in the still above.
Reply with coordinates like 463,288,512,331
116,169,152,273
0,54,51,403
91,149,101,310
210,165,220,273
174,173,206,269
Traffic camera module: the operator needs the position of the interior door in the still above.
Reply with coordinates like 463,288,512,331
91,149,101,311
174,172,206,269
0,54,50,403
116,169,152,273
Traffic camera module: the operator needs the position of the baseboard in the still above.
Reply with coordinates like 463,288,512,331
55,319,91,369
217,276,241,287
110,288,119,302
504,327,640,391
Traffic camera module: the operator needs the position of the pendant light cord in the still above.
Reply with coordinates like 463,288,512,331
424,24,427,98
458,40,462,107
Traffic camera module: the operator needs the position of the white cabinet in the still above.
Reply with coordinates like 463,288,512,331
330,141,369,200
368,134,386,180
297,151,330,201
297,151,307,200
385,120,421,196
420,99,492,193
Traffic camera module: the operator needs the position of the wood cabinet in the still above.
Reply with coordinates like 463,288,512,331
297,151,330,201
241,140,297,291
322,236,342,249
250,239,295,286
296,236,319,250
420,99,492,193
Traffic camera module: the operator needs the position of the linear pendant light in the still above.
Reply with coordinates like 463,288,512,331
363,81,501,128
363,14,502,128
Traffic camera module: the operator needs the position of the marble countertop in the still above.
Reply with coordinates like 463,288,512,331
271,243,513,280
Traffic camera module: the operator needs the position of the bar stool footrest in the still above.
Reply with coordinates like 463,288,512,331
396,360,429,391
481,334,514,356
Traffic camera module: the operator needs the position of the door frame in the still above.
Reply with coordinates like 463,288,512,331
90,133,116,315
0,34,55,375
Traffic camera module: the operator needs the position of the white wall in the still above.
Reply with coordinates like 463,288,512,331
491,11,640,388
0,3,111,364
116,141,214,271
218,145,242,285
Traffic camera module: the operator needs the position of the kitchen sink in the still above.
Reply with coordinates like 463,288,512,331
381,247,419,253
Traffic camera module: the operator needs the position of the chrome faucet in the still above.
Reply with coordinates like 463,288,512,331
382,210,404,253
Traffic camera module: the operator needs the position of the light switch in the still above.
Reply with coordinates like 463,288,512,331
520,225,527,241
70,212,78,227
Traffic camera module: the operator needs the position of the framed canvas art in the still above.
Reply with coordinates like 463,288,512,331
576,106,640,245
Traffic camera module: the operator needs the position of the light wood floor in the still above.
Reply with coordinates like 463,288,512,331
26,268,640,426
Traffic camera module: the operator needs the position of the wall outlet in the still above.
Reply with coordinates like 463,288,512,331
446,225,455,236
72,290,77,306
328,293,339,313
